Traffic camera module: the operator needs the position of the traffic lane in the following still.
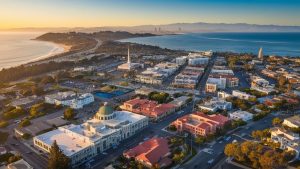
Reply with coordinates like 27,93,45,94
7,136,47,169
182,114,276,169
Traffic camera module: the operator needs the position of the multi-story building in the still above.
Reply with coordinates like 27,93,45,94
120,98,176,121
232,90,256,100
173,66,204,89
250,76,276,94
198,97,232,112
172,112,229,136
176,56,188,65
270,127,300,159
205,66,239,93
261,69,277,79
135,62,179,85
217,91,231,99
33,103,148,167
229,110,253,121
206,83,218,93
207,76,227,90
283,115,300,128
45,91,94,109
187,53,209,66
123,137,172,168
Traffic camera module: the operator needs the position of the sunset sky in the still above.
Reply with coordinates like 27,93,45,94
0,0,299,29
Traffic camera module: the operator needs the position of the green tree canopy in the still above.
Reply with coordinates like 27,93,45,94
48,140,70,169
64,108,75,120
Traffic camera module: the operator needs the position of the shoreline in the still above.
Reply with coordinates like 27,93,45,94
26,40,71,63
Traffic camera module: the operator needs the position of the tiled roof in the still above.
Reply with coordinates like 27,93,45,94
124,137,171,167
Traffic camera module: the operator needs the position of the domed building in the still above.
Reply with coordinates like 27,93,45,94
33,102,148,167
94,102,116,120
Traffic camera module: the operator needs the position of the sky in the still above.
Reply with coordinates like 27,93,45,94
0,0,299,29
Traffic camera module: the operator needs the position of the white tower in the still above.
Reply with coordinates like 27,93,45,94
258,47,263,60
127,46,131,70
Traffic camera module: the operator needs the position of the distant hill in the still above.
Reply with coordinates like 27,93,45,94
3,22,300,33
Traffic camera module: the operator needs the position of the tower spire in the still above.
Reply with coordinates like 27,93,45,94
127,46,131,64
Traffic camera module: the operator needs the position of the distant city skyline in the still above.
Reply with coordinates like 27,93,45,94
0,0,299,29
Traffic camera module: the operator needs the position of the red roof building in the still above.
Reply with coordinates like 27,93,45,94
120,98,176,121
123,137,172,168
172,112,230,136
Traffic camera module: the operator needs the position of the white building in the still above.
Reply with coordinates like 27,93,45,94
251,76,276,94
232,90,256,100
207,77,227,89
45,91,94,109
217,91,231,99
229,110,253,121
188,53,209,66
270,127,300,160
198,97,232,112
34,103,149,167
176,56,187,65
173,66,204,89
136,62,179,85
258,47,263,60
283,115,300,128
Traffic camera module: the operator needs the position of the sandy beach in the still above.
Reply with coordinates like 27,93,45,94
0,32,72,70
27,41,71,63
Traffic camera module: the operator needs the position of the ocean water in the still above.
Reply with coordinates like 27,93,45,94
120,32,300,57
0,32,64,70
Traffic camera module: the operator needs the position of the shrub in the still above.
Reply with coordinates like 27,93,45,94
0,121,9,128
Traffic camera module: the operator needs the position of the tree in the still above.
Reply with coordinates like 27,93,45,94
0,120,9,128
19,119,31,127
41,76,55,84
31,86,44,96
195,136,206,145
278,76,286,87
8,154,22,164
272,117,282,126
64,108,75,120
48,141,70,169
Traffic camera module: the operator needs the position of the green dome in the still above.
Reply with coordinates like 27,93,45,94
97,103,114,116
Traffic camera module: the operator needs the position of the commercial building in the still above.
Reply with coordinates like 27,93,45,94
206,83,218,93
283,115,300,128
270,127,300,159
172,112,229,136
176,56,188,65
123,137,172,168
198,97,232,112
217,91,231,99
205,66,239,93
136,62,179,85
34,103,148,166
187,53,209,66
120,98,176,121
232,90,256,100
169,96,190,109
45,91,94,109
173,66,204,89
229,110,253,121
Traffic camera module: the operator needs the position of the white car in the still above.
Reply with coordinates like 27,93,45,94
208,159,214,164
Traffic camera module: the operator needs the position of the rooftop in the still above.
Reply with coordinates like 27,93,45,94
35,110,147,157
124,137,171,167
284,115,300,127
